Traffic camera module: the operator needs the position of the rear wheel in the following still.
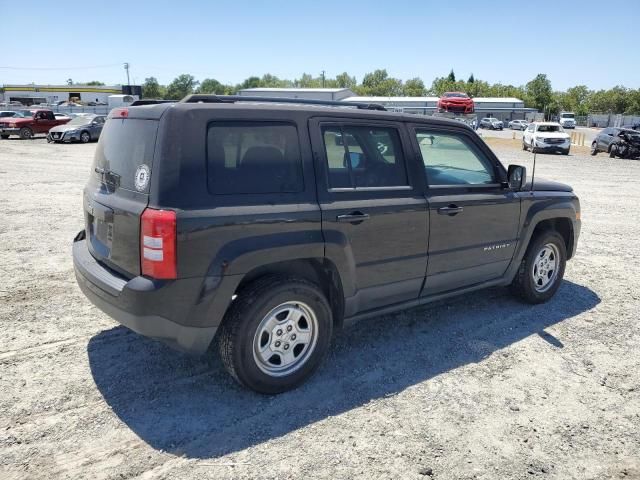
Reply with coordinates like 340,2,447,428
19,127,33,140
522,139,527,151
590,142,598,155
218,276,333,394
510,230,567,304
0,134,9,140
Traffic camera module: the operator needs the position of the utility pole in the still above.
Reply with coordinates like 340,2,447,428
124,62,130,85
321,70,325,88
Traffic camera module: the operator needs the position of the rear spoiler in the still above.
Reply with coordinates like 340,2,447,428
129,99,177,106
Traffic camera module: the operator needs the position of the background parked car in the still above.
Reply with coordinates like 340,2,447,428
558,112,577,129
47,114,106,143
0,111,20,118
0,109,71,140
508,119,528,130
522,122,571,155
479,117,503,130
591,127,640,158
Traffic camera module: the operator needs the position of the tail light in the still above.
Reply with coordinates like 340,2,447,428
141,208,177,279
111,108,128,118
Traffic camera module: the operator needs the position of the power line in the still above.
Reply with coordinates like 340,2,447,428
0,64,123,71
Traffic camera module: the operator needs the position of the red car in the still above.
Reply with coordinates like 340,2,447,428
0,109,71,140
437,92,474,114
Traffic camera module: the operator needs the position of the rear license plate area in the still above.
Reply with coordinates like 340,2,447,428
87,202,114,258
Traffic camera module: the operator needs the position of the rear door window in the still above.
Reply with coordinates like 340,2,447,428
321,125,409,189
92,118,158,192
207,122,303,195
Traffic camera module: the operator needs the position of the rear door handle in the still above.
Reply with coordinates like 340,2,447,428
336,212,370,224
437,205,464,216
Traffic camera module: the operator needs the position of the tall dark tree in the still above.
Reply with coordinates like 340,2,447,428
447,69,456,82
142,77,163,98
467,73,475,83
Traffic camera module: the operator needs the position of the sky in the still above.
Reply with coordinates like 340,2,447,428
1,0,638,91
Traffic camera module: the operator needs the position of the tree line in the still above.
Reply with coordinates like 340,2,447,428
140,70,640,115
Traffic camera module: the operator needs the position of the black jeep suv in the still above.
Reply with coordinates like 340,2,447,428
73,95,581,393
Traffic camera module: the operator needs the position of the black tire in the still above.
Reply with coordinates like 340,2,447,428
80,131,91,143
609,145,617,158
0,134,9,140
19,127,33,140
522,140,527,151
510,230,567,304
590,142,598,156
562,149,570,155
218,276,333,394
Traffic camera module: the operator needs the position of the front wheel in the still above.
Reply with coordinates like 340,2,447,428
218,276,333,394
0,134,9,140
609,145,618,158
590,142,598,156
510,231,567,304
19,127,33,140
80,131,91,143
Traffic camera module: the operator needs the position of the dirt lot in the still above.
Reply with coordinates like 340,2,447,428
1,136,639,480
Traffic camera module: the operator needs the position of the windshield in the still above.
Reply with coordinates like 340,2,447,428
16,110,34,118
561,113,575,119
67,116,94,126
444,93,468,98
537,125,563,133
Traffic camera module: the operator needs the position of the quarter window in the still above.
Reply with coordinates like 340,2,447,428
207,122,303,194
321,126,409,189
415,130,496,186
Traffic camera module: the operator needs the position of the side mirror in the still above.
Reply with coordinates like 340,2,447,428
507,164,526,190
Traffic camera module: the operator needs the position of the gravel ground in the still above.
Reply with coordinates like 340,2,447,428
0,136,638,480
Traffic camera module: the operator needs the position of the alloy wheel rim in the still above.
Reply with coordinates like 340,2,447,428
531,243,560,293
252,301,318,377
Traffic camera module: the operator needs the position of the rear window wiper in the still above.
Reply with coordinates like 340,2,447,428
94,166,121,188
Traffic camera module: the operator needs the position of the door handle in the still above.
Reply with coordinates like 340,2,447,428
336,212,370,224
437,205,464,216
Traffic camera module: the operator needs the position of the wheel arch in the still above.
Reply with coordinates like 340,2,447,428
530,217,574,259
234,258,346,328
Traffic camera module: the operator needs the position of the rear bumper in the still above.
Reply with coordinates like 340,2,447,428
73,232,228,354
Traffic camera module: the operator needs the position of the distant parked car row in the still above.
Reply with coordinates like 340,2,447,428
0,108,105,142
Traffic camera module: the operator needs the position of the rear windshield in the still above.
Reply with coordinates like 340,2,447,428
92,118,158,192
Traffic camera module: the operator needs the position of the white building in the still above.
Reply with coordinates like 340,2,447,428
238,87,355,102
1,84,123,105
343,96,535,122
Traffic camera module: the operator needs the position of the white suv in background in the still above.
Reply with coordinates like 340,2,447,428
559,112,576,129
523,122,571,155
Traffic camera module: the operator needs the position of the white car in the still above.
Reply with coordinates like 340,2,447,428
54,112,73,121
522,122,571,155
559,112,576,129
508,119,528,130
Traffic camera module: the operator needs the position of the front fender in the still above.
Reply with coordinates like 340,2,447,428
505,192,580,281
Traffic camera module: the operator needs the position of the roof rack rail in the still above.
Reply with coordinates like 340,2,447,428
130,99,177,106
179,94,387,111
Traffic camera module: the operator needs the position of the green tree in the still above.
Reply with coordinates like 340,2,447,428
447,69,456,82
85,81,105,86
166,74,199,100
237,76,261,90
198,78,229,95
357,69,403,96
142,77,164,98
468,73,475,83
524,74,553,112
66,78,74,85
403,77,426,96
335,72,357,89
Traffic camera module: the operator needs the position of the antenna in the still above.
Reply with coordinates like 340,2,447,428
530,150,537,191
